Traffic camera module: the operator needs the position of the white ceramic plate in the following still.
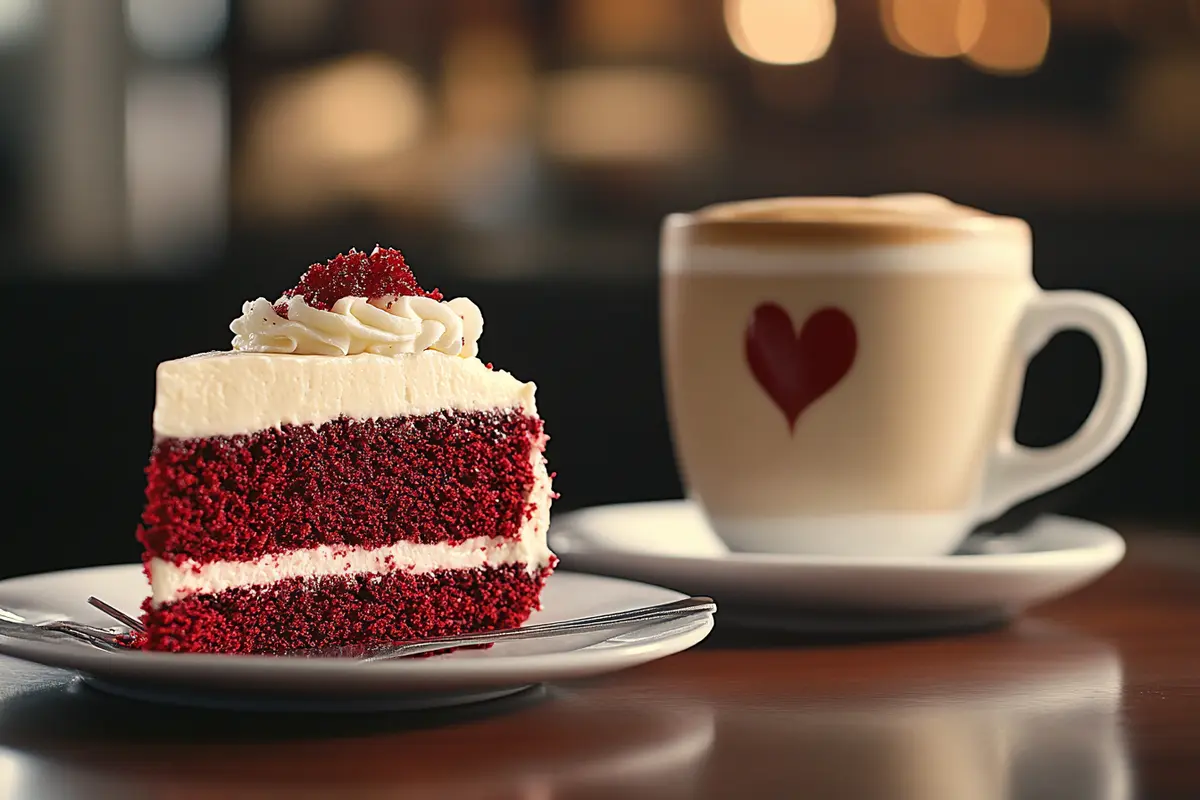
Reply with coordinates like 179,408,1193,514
0,567,713,712
550,500,1125,634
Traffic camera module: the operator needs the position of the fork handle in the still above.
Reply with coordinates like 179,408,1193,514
358,597,716,661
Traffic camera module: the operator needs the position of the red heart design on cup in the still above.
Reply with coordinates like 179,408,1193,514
744,303,858,432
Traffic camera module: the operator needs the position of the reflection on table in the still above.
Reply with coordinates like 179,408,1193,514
0,618,1127,799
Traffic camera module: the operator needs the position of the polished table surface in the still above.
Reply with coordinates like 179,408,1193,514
0,531,1196,799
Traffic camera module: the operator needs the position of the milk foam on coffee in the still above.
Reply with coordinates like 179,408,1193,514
662,193,1031,274
696,193,985,223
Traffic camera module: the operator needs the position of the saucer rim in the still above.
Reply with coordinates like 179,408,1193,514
550,500,1126,573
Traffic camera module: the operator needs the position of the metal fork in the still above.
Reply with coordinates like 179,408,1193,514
0,605,128,651
316,595,717,661
87,596,145,633
80,594,717,660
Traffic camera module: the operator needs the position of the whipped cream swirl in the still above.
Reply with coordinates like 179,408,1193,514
231,294,484,358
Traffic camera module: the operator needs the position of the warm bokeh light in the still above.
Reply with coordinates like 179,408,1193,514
724,0,837,66
259,54,426,165
881,0,986,58
541,68,717,163
566,0,693,56
965,0,1051,75
442,26,535,137
238,54,427,219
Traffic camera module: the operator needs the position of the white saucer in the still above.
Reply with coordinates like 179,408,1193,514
0,566,713,712
549,500,1125,635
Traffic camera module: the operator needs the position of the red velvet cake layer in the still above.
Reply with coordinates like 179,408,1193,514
137,410,544,566
139,563,553,654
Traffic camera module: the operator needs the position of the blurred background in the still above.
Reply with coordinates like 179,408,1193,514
2,0,1198,576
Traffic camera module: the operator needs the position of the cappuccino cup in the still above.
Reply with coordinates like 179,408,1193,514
660,194,1146,557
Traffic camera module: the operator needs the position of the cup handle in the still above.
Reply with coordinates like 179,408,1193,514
975,290,1147,523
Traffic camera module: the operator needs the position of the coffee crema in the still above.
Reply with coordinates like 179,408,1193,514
669,193,1028,247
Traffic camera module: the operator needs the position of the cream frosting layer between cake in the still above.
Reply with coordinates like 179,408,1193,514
153,350,537,440
148,534,553,606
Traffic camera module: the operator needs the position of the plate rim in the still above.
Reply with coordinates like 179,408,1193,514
0,567,714,688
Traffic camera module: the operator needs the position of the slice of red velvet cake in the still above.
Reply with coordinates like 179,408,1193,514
135,246,556,654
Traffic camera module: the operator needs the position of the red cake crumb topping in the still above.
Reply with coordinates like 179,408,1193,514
275,246,443,316
140,563,554,654
137,409,545,565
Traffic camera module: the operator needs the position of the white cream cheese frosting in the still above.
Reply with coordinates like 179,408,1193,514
149,532,552,606
231,293,485,358
153,351,537,440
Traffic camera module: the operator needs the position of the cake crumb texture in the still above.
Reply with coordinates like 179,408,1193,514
138,410,545,565
139,563,554,654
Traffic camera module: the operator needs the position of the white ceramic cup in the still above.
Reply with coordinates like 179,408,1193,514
660,194,1146,557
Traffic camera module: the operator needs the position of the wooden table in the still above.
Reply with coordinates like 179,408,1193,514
0,533,1196,799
